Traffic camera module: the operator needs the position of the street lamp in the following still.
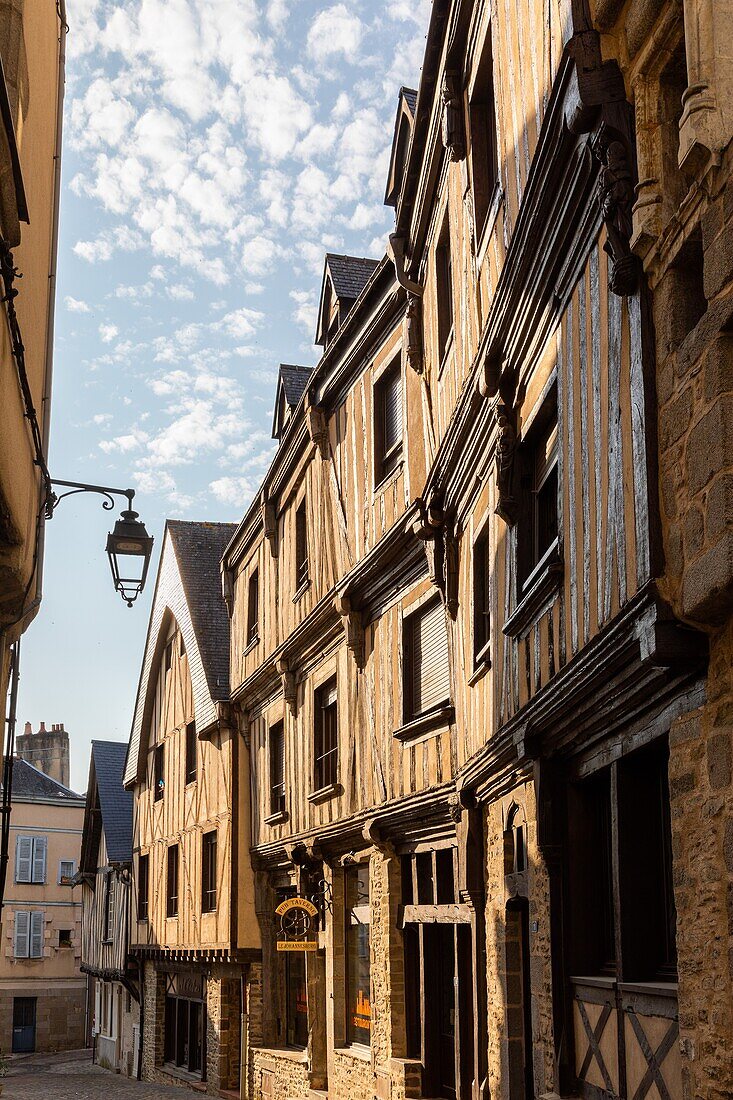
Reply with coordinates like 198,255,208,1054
48,480,154,607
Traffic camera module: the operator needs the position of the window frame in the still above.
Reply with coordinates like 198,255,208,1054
373,357,403,487
201,830,217,914
402,595,452,725
138,853,149,922
517,394,560,596
269,720,286,818
154,742,165,802
295,500,309,592
345,863,372,1048
102,870,115,943
58,859,76,884
247,568,260,647
166,844,179,919
473,521,492,668
435,207,454,368
313,677,339,794
185,720,197,786
14,910,44,959
15,835,46,885
468,25,499,246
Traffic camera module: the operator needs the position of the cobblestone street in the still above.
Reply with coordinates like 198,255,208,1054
4,1050,192,1099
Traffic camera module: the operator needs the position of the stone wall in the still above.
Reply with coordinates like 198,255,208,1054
250,1047,310,1100
0,983,86,1053
670,618,733,1100
140,961,165,1083
206,967,241,1092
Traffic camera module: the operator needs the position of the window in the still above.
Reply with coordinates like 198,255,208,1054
269,721,286,816
58,859,75,884
436,209,453,364
185,721,197,785
58,929,72,948
346,864,371,1046
295,502,309,590
518,406,559,592
201,831,217,913
469,28,498,238
473,527,491,666
403,597,451,722
14,911,44,958
154,742,165,801
247,569,260,646
103,871,115,941
15,836,46,884
164,639,173,673
180,633,186,657
166,844,179,918
374,359,403,484
285,951,308,1048
164,975,204,1075
567,740,677,982
314,678,338,791
138,854,149,921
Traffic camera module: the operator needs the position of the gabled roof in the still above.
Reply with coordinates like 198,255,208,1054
124,520,236,787
80,742,133,871
385,87,418,207
4,758,83,803
315,254,380,346
272,364,313,440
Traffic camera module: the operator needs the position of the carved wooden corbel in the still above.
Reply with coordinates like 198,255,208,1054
362,817,395,856
494,402,518,526
444,526,459,620
334,594,364,668
305,394,329,459
261,495,277,557
276,656,297,715
441,72,465,161
597,135,639,296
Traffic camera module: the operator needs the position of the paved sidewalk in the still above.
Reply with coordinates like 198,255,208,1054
3,1049,193,1099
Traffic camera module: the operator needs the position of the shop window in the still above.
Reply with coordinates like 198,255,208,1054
103,871,115,941
138,854,149,921
285,951,308,1048
314,678,338,791
346,863,371,1046
295,501,309,590
269,721,286,816
154,742,165,801
185,721,197,785
567,739,677,982
469,27,498,238
473,526,491,666
164,974,204,1075
247,569,260,646
517,398,559,593
166,844,179,918
374,358,403,484
436,209,453,365
15,835,46,884
201,830,217,913
403,597,451,722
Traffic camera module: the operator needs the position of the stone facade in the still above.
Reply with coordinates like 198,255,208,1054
0,983,86,1053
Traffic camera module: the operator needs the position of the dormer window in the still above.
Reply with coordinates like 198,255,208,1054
384,87,417,208
315,255,380,348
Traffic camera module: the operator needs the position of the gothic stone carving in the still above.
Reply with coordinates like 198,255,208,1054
598,137,639,296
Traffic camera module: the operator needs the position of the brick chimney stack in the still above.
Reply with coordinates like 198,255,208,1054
16,721,70,788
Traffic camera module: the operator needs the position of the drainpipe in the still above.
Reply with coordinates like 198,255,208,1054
0,640,20,918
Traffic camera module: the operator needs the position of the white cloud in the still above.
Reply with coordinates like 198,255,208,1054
307,6,364,63
99,323,119,343
209,475,258,507
74,237,114,263
290,288,318,335
167,283,195,300
65,296,91,313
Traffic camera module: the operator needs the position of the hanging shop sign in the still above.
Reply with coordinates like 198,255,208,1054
275,895,319,951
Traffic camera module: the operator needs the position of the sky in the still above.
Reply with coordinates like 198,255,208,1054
17,0,431,793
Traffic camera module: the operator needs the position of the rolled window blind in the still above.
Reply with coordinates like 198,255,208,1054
384,368,402,453
408,598,451,716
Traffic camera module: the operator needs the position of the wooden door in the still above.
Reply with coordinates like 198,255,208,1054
12,997,36,1053
424,925,456,1099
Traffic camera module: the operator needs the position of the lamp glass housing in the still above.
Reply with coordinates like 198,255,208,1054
106,509,154,606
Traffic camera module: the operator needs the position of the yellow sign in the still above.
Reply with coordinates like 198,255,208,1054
276,940,318,951
275,896,318,918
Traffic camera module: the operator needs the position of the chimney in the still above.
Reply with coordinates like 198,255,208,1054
16,721,70,788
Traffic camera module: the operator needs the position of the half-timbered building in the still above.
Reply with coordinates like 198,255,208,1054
124,521,260,1093
77,741,138,1076
220,1,731,1099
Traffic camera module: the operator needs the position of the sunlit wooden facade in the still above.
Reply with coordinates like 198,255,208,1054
222,2,726,1100
124,521,259,1093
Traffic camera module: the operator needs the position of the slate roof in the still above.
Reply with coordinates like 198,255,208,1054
279,364,312,408
167,521,237,703
4,758,83,802
90,741,132,863
403,87,417,116
326,254,380,301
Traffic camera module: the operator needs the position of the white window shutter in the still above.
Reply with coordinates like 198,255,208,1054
30,911,44,958
32,837,47,884
384,369,402,452
15,837,32,883
411,599,451,715
14,910,29,957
